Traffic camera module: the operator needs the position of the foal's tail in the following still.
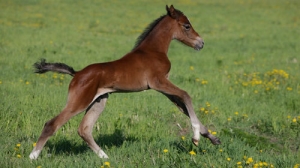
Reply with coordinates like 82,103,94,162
33,59,76,77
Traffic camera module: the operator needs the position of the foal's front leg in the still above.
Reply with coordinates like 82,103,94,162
78,94,109,158
151,78,221,146
164,93,221,145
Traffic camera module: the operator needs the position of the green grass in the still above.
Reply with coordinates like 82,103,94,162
1,0,300,167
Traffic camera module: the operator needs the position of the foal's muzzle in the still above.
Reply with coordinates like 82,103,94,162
194,37,204,51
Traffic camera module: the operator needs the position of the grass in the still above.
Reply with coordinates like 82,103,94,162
1,0,300,167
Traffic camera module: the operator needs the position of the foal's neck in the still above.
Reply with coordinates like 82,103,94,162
136,16,174,54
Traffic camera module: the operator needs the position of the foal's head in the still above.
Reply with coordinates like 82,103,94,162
166,5,204,50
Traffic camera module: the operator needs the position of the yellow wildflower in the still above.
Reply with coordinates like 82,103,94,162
227,157,231,161
235,111,239,115
104,162,110,167
246,157,253,164
52,73,58,79
190,66,194,70
212,131,217,135
189,151,196,155
163,149,168,153
287,87,293,91
17,154,21,158
16,143,21,147
33,142,37,147
206,102,211,107
237,161,242,165
201,80,208,85
227,118,231,121
292,118,297,123
181,136,185,141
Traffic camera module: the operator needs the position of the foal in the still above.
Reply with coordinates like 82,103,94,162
30,5,220,159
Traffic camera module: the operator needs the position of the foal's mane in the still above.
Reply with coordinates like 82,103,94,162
132,15,166,50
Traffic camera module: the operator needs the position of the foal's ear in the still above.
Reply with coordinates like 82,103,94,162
166,5,178,20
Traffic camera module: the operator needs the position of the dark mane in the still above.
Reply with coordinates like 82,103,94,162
132,15,166,50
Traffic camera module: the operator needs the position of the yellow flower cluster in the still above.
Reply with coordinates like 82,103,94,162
266,69,289,79
18,79,31,85
15,143,21,158
235,69,291,92
199,102,218,115
196,78,208,85
227,111,248,122
288,115,300,124
35,73,66,86
52,73,65,80
235,156,274,168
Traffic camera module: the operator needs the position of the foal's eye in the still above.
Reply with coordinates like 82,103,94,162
183,24,191,30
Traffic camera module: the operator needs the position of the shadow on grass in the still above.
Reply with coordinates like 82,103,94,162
47,129,138,156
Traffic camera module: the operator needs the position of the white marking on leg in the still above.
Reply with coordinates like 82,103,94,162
192,123,200,141
29,149,41,160
98,149,109,158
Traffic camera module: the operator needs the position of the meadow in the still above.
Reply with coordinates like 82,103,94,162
0,0,299,167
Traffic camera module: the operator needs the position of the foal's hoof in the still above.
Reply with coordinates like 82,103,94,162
210,137,221,145
192,138,199,146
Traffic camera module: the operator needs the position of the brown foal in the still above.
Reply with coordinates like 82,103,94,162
29,5,220,159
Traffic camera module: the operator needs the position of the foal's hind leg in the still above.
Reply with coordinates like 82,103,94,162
29,86,96,159
29,106,86,159
78,94,109,158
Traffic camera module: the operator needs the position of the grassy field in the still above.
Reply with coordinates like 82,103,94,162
1,0,300,167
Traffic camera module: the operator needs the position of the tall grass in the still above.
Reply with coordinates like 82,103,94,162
1,0,299,167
